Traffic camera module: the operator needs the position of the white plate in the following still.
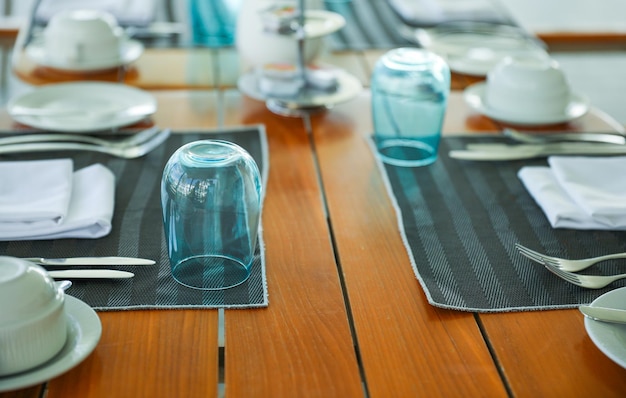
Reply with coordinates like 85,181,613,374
463,82,589,126
25,39,144,72
415,23,547,76
238,68,362,109
0,295,102,392
585,287,626,369
8,82,157,133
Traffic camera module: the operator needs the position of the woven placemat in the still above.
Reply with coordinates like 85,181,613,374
0,126,269,310
374,135,626,312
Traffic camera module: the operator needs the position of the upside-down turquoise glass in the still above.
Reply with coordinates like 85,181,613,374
189,0,240,47
161,140,262,290
372,48,450,167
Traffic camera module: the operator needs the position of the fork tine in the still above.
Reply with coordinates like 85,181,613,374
515,243,549,264
541,257,563,268
543,263,582,285
518,250,545,264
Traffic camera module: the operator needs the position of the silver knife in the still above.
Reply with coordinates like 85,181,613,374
22,257,155,266
579,305,626,325
503,128,626,145
9,104,155,119
449,142,626,161
47,270,134,279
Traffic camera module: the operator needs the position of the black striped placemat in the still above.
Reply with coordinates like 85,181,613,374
0,126,269,310
374,136,626,312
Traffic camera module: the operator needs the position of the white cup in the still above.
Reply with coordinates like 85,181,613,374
485,54,571,117
236,0,324,69
0,257,67,376
43,9,123,66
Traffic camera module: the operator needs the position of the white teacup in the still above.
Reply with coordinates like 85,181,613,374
43,9,123,66
0,257,67,376
236,0,325,69
485,54,571,117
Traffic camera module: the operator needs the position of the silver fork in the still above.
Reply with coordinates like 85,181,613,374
0,126,162,148
0,128,171,159
515,243,626,272
543,261,626,289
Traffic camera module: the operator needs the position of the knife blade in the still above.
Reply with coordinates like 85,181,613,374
9,104,155,119
579,305,626,325
22,257,155,266
449,142,626,161
47,270,134,279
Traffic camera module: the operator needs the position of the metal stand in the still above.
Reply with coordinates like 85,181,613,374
236,0,362,117
262,0,328,117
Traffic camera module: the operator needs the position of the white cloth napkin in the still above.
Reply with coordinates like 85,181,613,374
518,156,626,230
0,160,115,240
0,159,73,223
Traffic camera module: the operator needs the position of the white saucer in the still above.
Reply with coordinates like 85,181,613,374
415,23,547,76
8,82,157,133
584,287,626,369
25,39,144,72
238,68,362,112
0,295,102,392
463,82,589,126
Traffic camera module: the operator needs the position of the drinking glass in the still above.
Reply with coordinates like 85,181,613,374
371,48,450,167
161,140,262,290
189,0,240,47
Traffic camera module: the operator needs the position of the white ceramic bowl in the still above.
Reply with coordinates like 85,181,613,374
43,9,123,66
0,256,67,376
485,54,571,117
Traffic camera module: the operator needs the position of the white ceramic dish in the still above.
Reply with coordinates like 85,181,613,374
484,55,571,118
0,258,67,376
7,82,156,133
0,295,101,392
585,287,626,369
463,82,589,125
25,39,144,72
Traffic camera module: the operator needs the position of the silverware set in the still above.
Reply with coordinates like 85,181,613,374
516,243,626,289
0,126,171,159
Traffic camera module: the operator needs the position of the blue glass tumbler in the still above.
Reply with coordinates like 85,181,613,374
189,0,240,47
371,48,451,167
161,140,262,290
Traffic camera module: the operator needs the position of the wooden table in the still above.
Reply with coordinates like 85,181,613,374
2,40,626,398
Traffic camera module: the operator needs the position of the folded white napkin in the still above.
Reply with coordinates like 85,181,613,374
518,156,626,230
0,160,115,240
0,159,73,223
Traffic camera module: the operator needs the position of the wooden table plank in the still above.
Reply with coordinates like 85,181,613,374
0,386,42,398
482,310,626,397
309,92,508,397
220,92,364,397
48,310,220,398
